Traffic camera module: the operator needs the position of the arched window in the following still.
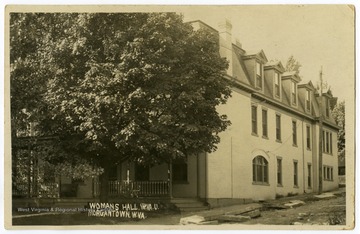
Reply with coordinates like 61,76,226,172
252,156,269,184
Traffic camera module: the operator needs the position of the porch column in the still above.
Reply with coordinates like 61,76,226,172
168,159,173,198
126,162,130,183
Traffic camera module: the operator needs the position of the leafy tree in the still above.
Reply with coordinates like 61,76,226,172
10,13,231,201
10,13,102,194
285,55,302,74
331,101,345,160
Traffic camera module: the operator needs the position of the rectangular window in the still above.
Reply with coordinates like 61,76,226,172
276,114,281,141
256,62,262,76
256,62,262,88
322,130,325,152
262,109,268,137
292,120,297,146
326,132,329,153
323,166,334,181
306,90,311,111
307,164,312,188
306,125,311,149
277,158,282,185
291,82,297,105
330,133,333,154
251,105,257,135
322,130,333,154
274,73,280,97
294,161,298,187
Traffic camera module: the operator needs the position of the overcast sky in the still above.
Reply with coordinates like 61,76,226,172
182,5,354,102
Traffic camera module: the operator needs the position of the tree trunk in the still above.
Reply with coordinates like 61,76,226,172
99,156,110,202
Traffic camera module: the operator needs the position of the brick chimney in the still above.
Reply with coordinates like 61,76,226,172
218,19,233,76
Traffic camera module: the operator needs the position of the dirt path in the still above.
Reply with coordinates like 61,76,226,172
243,194,346,225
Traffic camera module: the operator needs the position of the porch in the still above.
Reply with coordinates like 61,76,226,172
12,154,206,199
12,180,171,198
93,180,170,198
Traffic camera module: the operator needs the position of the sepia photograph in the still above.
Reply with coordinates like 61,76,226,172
3,3,356,230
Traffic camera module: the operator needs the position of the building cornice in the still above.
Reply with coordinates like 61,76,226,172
223,75,340,131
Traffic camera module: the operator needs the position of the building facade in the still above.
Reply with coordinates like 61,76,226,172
195,19,339,206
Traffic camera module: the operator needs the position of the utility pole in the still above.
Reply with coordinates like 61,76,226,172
318,66,323,194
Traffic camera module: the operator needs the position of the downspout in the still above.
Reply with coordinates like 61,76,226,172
302,119,306,193
312,123,318,193
318,68,324,194
273,152,277,198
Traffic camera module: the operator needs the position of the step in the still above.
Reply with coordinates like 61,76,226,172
171,198,204,204
179,206,210,212
171,198,209,213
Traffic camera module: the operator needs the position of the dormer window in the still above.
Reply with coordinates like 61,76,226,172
291,81,297,105
274,73,280,97
306,89,311,112
256,62,263,89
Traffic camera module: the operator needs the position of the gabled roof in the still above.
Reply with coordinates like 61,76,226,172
265,60,285,73
298,80,316,91
307,80,316,90
242,49,268,63
282,71,297,77
282,71,302,82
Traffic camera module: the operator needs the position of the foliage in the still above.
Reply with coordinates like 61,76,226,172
54,162,104,180
285,55,302,74
10,13,231,200
331,101,345,159
10,13,50,135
